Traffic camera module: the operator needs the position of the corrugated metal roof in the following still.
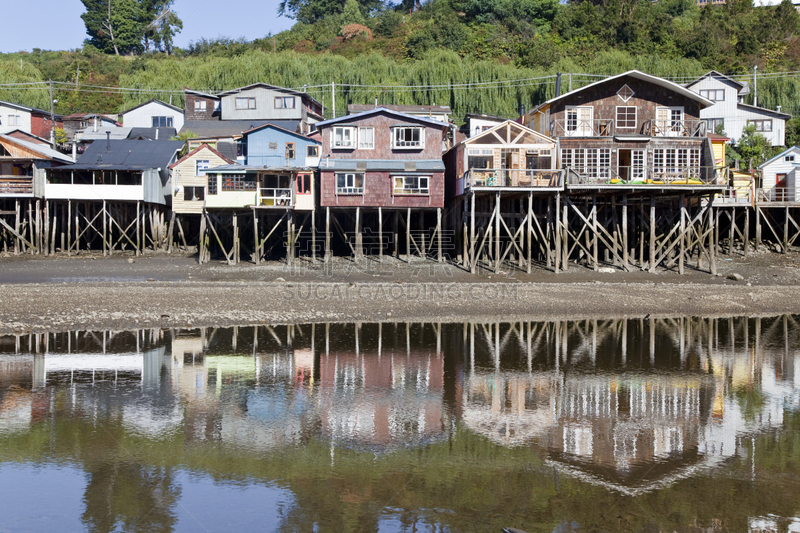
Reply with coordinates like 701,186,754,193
316,108,452,130
180,120,301,138
127,127,177,140
0,134,75,164
348,104,451,114
61,139,184,171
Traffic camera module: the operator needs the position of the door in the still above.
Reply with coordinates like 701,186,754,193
566,106,593,136
776,173,787,201
656,107,683,136
618,150,631,181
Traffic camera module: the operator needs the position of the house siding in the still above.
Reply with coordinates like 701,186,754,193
320,170,444,208
172,147,233,214
123,101,185,131
245,127,320,167
184,94,218,121
760,147,800,200
221,87,306,122
320,113,445,160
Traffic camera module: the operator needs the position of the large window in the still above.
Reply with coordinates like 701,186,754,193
704,118,724,132
358,127,374,149
222,174,257,191
392,127,424,149
296,174,311,194
565,106,593,135
700,89,725,101
307,145,319,158
183,186,205,201
468,148,493,170
616,106,637,129
235,97,256,110
332,126,356,149
275,96,296,109
152,116,173,128
393,175,429,195
560,148,611,180
336,173,364,194
208,175,218,195
748,119,773,132
652,148,701,177
194,100,206,111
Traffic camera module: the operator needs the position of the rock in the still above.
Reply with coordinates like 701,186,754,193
746,282,752,286
146,278,155,282
774,244,783,253
275,277,286,282
598,267,615,273
727,273,744,281
127,258,135,264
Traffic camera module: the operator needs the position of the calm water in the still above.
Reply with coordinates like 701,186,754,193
1,318,799,533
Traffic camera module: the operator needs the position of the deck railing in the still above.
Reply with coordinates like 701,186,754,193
643,119,706,138
756,187,799,202
461,168,563,193
565,165,722,186
258,187,294,207
549,119,615,137
0,176,34,195
715,189,752,204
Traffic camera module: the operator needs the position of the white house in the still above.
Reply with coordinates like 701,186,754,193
686,71,790,147
464,113,509,138
757,145,800,201
121,99,185,131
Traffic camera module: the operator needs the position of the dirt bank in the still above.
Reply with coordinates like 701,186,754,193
1,249,799,333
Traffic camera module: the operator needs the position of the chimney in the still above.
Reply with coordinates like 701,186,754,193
93,115,98,132
374,97,378,108
106,131,110,152
72,142,77,160
155,129,159,140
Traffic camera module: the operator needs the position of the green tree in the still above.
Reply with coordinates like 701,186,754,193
141,0,182,54
735,124,778,168
341,0,367,25
80,0,146,55
278,0,384,24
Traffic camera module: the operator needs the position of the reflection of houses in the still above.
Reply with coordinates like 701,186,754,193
318,349,446,449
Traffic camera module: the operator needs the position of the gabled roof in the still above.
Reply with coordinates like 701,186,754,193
216,83,322,108
758,146,800,169
685,70,745,90
737,102,791,119
168,143,235,170
183,89,220,100
121,99,184,116
463,120,554,146
180,119,301,139
0,99,64,120
62,139,184,171
0,133,74,164
315,107,451,130
529,70,714,113
4,129,50,145
707,132,731,142
242,122,321,142
127,127,177,140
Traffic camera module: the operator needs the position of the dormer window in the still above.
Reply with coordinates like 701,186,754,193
392,126,424,149
617,85,634,102
332,126,356,148
785,155,795,162
700,89,724,101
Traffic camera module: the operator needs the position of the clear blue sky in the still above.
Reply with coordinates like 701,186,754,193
1,0,296,53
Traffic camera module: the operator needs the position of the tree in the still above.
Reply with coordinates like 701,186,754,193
341,0,366,26
81,0,145,55
734,124,778,169
142,0,183,54
278,0,384,24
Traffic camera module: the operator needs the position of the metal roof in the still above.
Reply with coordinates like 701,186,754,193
0,99,64,119
315,107,452,130
348,104,452,115
127,127,177,140
318,159,445,171
60,139,184,171
215,83,322,108
121,99,184,115
205,164,314,173
0,134,75,164
180,120,301,138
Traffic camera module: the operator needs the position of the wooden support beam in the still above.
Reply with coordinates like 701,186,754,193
527,192,532,274
648,196,656,273
312,207,317,263
325,207,331,263
554,193,561,273
378,207,383,263
592,194,598,270
355,207,362,261
756,206,762,251
253,210,259,264
622,194,629,270
470,193,476,274
406,208,411,263
679,195,685,275
437,207,442,263
495,192,501,274
744,207,750,257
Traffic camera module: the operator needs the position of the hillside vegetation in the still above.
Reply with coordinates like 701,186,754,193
2,0,800,124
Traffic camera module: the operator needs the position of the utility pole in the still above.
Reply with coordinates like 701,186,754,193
331,82,336,119
49,80,56,149
753,65,758,107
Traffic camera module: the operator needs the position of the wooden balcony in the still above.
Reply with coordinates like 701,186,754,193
550,119,615,138
257,187,294,208
642,119,706,138
0,176,34,196
458,168,563,195
565,165,724,188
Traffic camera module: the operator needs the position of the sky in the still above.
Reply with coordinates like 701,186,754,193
1,0,297,53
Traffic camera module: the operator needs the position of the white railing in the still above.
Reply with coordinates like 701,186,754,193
258,188,294,207
550,119,614,137
336,186,364,195
643,119,706,138
566,165,721,186
0,176,34,195
756,187,799,202
462,168,562,191
715,189,752,204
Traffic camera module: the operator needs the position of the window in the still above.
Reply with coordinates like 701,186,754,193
652,148,701,177
8,115,20,126
208,175,218,195
749,119,773,132
468,148,493,170
616,107,637,129
565,106,593,135
222,174,257,191
296,174,311,194
560,148,611,180
235,97,256,110
786,155,795,162
274,96,296,109
152,116,173,128
196,160,210,175
700,89,725,101
268,142,278,150
332,126,356,148
392,127,424,149
617,84,634,102
393,175,429,195
307,145,319,157
358,127,374,149
336,173,364,194
183,186,205,201
655,107,684,135
704,118,724,132
194,100,206,110
286,142,296,160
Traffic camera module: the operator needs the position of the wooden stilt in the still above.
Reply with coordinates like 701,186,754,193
437,207,442,263
592,194,598,270
679,194,685,275
729,206,735,255
555,193,561,273
253,210,259,264
708,200,717,275
312,207,316,263
406,208,411,264
199,211,207,264
562,202,568,272
527,192,532,274
355,206,362,261
622,194,629,270
648,196,656,273
744,207,750,257
785,206,790,253
470,192,476,274
494,192,501,273
325,207,331,263
14,200,20,255
378,207,383,263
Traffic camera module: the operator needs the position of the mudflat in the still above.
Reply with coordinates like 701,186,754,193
1,250,800,333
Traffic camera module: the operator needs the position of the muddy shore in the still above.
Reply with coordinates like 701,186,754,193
1,249,800,333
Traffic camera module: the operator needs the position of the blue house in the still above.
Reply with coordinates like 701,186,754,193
243,123,320,168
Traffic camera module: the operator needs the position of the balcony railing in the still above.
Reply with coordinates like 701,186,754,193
258,187,294,207
565,165,722,186
715,188,752,204
460,168,563,193
756,187,799,202
643,119,706,138
0,176,34,195
550,119,614,137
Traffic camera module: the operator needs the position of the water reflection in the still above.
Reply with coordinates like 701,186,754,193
0,317,799,532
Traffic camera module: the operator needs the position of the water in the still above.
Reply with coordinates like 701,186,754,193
1,318,799,532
